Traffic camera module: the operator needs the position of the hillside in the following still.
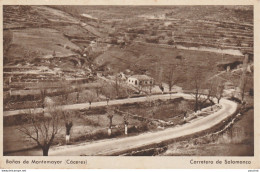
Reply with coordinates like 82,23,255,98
3,6,110,88
3,6,104,63
3,5,253,108
94,43,243,89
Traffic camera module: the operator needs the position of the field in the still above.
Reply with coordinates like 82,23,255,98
6,28,80,60
94,43,243,88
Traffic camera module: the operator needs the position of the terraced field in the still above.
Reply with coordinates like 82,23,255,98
3,5,253,112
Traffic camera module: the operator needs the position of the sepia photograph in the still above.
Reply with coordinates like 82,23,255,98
2,4,255,159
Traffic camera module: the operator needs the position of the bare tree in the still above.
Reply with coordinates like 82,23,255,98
123,112,129,135
164,64,178,92
188,68,206,112
85,90,97,108
58,83,74,144
137,84,144,94
75,88,80,104
178,100,190,119
205,80,216,110
106,106,115,136
125,86,132,98
3,30,13,63
18,96,62,156
240,75,249,103
193,75,202,112
113,75,121,98
62,111,73,145
150,100,160,119
215,81,224,104
164,63,185,98
94,84,102,98
102,84,115,105
39,89,47,109
145,92,153,107
200,79,215,111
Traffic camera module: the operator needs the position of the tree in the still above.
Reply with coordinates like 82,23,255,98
159,84,164,94
193,77,201,112
187,67,206,112
18,96,62,156
94,84,102,98
76,87,80,104
146,92,153,107
137,84,144,94
178,100,190,119
106,106,115,136
113,75,121,98
123,112,129,135
125,86,132,98
84,90,97,109
102,84,116,105
164,63,185,98
149,100,160,119
167,39,174,45
60,87,74,144
39,89,47,109
164,65,177,92
62,111,73,145
204,80,216,110
3,30,13,63
240,75,249,103
145,36,159,43
215,81,224,104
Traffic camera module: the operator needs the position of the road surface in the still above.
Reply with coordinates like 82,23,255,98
6,94,237,156
4,93,190,116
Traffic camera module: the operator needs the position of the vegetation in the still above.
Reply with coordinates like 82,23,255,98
17,93,62,156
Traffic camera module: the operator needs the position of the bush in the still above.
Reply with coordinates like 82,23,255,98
73,128,124,142
228,96,241,103
128,126,139,133
145,36,159,43
249,88,253,96
137,122,149,132
83,117,100,126
167,39,174,45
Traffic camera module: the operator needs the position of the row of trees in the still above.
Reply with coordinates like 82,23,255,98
159,61,225,112
18,88,133,156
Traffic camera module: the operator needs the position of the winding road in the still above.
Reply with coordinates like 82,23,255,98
4,93,197,117
5,93,237,156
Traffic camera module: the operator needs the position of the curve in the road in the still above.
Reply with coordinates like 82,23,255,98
5,93,237,156
47,97,237,156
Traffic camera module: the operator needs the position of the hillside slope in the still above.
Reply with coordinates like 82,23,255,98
3,5,104,66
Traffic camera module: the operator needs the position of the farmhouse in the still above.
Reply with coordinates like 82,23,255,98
127,75,154,86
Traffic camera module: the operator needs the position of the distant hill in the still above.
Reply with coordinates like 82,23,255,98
3,5,105,68
3,5,253,89
48,6,253,24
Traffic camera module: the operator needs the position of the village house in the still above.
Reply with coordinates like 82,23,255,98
127,75,154,87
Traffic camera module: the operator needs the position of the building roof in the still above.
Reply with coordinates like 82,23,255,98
129,75,153,80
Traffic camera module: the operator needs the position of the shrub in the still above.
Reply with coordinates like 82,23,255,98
145,36,159,43
228,96,241,103
249,88,253,96
167,39,174,45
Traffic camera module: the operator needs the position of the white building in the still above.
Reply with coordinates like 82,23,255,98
127,75,154,86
